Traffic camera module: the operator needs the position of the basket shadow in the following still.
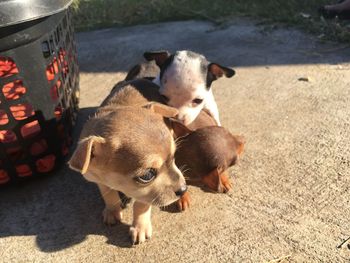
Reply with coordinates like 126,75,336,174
0,107,134,252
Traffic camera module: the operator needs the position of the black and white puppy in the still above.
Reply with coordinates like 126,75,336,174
144,50,235,126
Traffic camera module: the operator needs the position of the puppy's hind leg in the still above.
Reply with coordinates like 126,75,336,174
201,168,232,193
98,184,123,225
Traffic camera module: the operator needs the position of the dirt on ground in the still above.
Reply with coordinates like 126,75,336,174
0,19,350,262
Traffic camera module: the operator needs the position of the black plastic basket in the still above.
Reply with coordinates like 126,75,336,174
0,6,79,184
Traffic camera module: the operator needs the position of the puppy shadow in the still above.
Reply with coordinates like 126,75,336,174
0,107,134,252
161,202,181,214
161,181,225,214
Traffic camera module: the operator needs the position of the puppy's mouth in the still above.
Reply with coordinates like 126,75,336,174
142,193,179,207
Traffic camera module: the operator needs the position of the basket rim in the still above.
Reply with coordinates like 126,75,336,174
0,0,73,28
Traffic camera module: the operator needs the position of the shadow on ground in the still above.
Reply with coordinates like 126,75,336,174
0,107,133,252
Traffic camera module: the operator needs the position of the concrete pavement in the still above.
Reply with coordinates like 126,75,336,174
1,19,350,262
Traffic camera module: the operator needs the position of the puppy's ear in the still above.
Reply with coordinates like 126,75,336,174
68,136,106,174
143,102,178,118
144,51,171,67
170,119,193,138
125,64,141,81
208,63,235,79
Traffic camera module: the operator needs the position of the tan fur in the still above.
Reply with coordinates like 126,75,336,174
68,79,186,244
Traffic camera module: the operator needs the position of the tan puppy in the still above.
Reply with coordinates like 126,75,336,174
124,65,244,210
69,79,187,244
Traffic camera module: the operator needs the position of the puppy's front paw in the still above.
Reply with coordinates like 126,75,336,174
219,174,232,193
102,207,122,225
202,169,232,193
129,220,152,244
176,192,191,211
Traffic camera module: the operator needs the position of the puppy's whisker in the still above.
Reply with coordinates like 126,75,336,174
179,164,191,176
174,136,186,147
179,164,187,171
175,141,182,148
151,194,158,204
174,137,182,144
151,192,162,206
182,168,191,174
175,141,186,150
160,204,168,212
119,195,131,207
181,167,190,173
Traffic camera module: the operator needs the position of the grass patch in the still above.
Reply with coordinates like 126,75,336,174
72,0,350,42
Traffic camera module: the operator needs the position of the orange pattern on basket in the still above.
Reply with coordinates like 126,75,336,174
0,51,72,181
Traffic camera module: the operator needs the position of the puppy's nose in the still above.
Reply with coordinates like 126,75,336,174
175,184,188,197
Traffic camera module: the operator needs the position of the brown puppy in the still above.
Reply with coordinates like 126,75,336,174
69,79,187,244
174,125,244,191
170,111,244,210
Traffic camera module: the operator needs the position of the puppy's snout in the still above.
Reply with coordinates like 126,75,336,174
175,184,188,197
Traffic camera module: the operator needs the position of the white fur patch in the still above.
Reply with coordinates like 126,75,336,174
156,50,220,125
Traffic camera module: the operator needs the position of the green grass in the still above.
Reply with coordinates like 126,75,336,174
72,0,350,42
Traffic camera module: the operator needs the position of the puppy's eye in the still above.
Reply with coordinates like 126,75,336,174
161,95,170,103
192,98,203,105
136,168,157,184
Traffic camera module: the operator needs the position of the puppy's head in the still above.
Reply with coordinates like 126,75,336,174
144,50,235,125
174,124,244,183
69,103,187,206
